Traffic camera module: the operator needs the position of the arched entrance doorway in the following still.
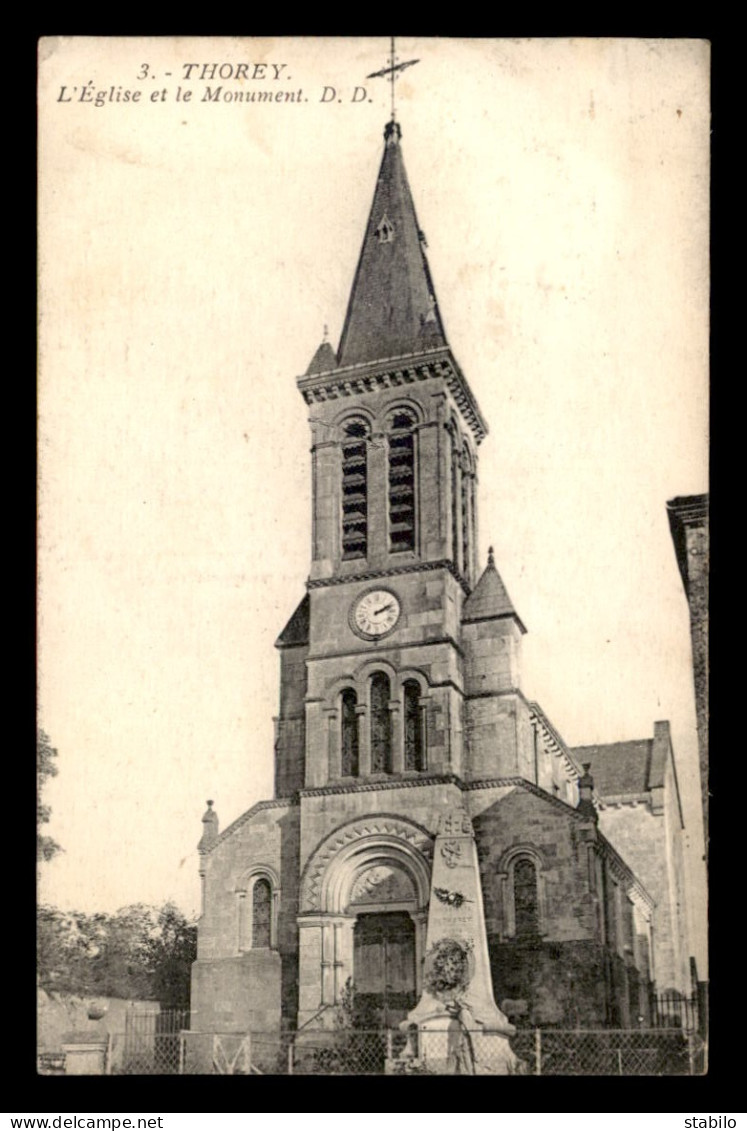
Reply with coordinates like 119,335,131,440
348,863,418,1029
296,816,432,1029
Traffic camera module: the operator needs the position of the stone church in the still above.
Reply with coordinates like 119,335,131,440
191,119,691,1048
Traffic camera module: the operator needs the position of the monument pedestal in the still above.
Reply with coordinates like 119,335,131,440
400,804,524,1075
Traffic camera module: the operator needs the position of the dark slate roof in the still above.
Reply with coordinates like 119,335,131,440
572,739,653,797
462,548,526,633
276,593,310,647
336,121,448,367
306,340,337,376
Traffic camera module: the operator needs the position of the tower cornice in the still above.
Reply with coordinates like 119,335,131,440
296,346,488,444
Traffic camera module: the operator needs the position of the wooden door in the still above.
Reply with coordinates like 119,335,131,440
353,911,416,1027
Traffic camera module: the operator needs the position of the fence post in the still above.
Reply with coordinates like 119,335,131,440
178,1032,185,1076
287,1039,294,1075
386,1030,393,1061
534,1028,541,1076
617,1048,623,1075
687,1032,693,1076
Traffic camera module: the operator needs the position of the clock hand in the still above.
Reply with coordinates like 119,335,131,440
374,603,393,616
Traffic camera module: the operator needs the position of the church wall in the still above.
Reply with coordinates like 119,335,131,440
275,641,308,796
307,570,465,657
470,787,629,1027
298,781,457,875
471,788,599,943
197,805,288,961
191,952,283,1035
192,802,302,1034
463,693,535,780
596,801,684,991
490,939,610,1028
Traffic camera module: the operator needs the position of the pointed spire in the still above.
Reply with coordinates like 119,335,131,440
462,546,527,633
336,122,448,368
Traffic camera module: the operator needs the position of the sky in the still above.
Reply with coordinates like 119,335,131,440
37,37,709,967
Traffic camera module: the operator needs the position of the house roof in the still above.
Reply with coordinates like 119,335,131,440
573,721,677,811
572,739,653,797
336,120,448,367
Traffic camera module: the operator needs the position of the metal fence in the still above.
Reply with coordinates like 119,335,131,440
108,1008,191,1075
510,1028,705,1076
650,991,700,1032
171,1027,705,1076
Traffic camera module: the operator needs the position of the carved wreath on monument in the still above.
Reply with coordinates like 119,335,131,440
423,937,475,999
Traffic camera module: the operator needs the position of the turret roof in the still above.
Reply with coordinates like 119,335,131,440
462,547,526,633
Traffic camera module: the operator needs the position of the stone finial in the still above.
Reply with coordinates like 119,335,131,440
576,763,598,823
384,119,402,144
487,546,495,569
198,799,219,853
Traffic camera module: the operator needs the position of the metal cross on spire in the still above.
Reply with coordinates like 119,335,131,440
366,36,419,121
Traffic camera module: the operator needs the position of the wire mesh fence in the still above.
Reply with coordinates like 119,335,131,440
96,1024,704,1075
108,1008,191,1075
510,1028,700,1076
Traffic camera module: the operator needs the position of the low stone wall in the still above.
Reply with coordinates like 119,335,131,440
37,989,160,1070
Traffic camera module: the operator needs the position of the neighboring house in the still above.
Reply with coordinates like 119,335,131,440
666,494,709,851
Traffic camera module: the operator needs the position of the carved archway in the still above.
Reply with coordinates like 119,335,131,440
300,814,433,913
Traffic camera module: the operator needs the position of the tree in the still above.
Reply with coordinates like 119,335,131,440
36,901,197,1007
37,728,62,862
149,903,198,1009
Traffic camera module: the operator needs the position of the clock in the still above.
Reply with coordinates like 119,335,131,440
350,588,401,640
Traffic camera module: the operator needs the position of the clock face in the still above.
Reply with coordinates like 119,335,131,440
351,588,401,639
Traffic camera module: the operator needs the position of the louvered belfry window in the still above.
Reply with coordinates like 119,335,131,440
370,672,392,773
341,418,369,560
341,688,360,777
388,410,416,552
252,878,272,948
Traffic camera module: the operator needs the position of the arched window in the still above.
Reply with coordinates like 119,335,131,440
403,680,425,772
341,418,369,560
370,672,392,773
237,869,279,952
252,877,272,950
513,858,539,937
388,410,416,553
341,688,359,777
498,846,546,939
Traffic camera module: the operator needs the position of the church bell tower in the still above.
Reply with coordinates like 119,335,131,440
274,118,528,801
